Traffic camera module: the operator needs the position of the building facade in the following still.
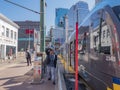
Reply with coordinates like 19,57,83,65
15,21,40,52
0,13,19,60
55,8,69,27
68,1,89,29
50,27,65,45
49,27,65,50
95,0,104,5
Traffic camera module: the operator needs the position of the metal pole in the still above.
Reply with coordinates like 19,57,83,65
40,0,45,52
75,9,79,90
29,29,30,50
65,15,69,73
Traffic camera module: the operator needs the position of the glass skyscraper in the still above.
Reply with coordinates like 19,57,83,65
55,8,69,27
68,1,89,29
95,0,104,5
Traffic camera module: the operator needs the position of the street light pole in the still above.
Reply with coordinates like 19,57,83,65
74,8,89,90
28,27,31,50
40,0,45,52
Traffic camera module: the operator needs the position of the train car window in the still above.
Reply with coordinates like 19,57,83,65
78,32,87,54
91,12,101,29
112,6,120,21
100,11,112,55
90,9,113,55
90,10,101,52
103,30,105,39
106,29,110,38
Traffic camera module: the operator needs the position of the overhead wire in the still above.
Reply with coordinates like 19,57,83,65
4,0,41,14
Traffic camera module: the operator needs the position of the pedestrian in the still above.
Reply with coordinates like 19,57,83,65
45,48,51,78
45,48,50,66
47,48,57,85
25,49,32,66
45,47,51,56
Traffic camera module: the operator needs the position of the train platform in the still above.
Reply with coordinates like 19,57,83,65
0,53,90,90
58,55,92,90
0,53,57,90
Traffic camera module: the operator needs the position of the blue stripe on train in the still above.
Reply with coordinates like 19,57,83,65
113,77,120,85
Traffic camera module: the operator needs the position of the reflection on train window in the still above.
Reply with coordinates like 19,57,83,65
103,30,105,39
90,10,101,52
79,32,87,54
100,21,111,54
91,10,101,29
90,10,113,55
112,6,120,21
71,42,74,54
106,29,110,38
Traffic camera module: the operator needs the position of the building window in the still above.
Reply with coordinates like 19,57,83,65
11,30,13,39
2,26,5,36
14,32,16,40
6,28,9,37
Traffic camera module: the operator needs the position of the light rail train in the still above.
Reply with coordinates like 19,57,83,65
60,0,120,90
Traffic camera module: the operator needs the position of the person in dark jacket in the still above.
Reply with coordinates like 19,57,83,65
44,48,50,73
25,49,32,66
47,48,57,85
45,48,50,56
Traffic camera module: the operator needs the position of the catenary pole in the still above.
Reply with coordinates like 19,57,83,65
65,15,69,73
75,9,79,90
40,0,45,52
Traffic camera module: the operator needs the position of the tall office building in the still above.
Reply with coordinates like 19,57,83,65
95,0,104,4
15,21,40,52
68,1,89,29
49,27,65,51
55,8,69,27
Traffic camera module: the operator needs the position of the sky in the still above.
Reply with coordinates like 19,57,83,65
0,0,95,33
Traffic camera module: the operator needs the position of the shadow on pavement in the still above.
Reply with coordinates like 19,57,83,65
1,68,55,90
9,65,27,68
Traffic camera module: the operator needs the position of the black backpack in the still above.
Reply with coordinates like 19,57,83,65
46,55,51,64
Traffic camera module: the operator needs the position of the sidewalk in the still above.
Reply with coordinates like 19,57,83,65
0,54,57,90
11,69,56,90
0,54,26,71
